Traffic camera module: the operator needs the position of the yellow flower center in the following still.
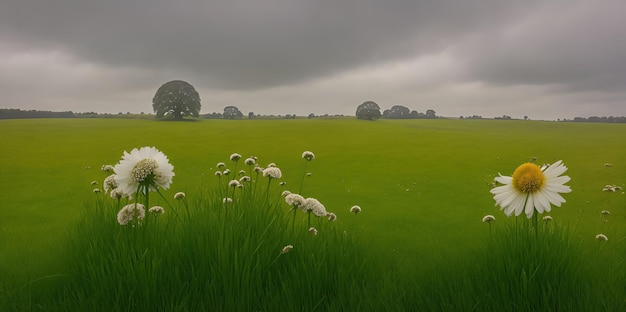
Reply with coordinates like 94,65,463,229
512,163,545,193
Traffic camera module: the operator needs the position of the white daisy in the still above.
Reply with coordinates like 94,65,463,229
490,160,571,218
113,146,175,198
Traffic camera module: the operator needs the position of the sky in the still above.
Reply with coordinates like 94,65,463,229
1,0,625,120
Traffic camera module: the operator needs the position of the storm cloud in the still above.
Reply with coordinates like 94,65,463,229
0,0,624,119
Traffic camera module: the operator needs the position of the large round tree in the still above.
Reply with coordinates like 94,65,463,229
356,101,381,120
152,80,201,120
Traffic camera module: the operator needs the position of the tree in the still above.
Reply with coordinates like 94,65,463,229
356,101,381,120
223,106,243,119
388,105,410,119
152,80,201,120
425,109,437,119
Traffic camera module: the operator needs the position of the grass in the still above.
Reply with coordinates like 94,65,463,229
0,117,625,310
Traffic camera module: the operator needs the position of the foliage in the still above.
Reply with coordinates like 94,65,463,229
152,80,201,120
223,106,243,119
355,101,381,120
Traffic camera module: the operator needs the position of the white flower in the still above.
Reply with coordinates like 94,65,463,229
542,215,553,221
238,170,246,176
490,161,571,218
223,169,231,176
216,162,226,169
244,157,256,166
240,176,251,182
279,181,286,186
601,210,610,215
103,174,118,193
223,197,233,203
285,194,305,207
482,215,495,223
595,234,608,241
117,203,146,225
93,188,101,193
602,184,622,192
302,151,315,161
230,153,241,161
228,180,240,188
303,198,327,216
110,189,126,199
215,171,223,177
281,190,292,197
281,245,293,254
309,227,318,236
101,164,114,172
350,205,361,214
174,192,185,200
267,163,276,168
263,167,282,179
254,166,263,173
327,212,337,221
149,206,165,214
604,163,613,167
113,147,175,198
90,180,98,186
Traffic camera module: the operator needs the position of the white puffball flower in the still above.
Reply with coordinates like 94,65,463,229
350,205,362,214
595,234,608,241
327,212,337,221
285,193,305,207
245,157,256,166
174,192,186,200
228,180,241,188
482,215,495,223
230,153,241,161
281,245,293,254
302,151,315,161
117,203,146,225
309,227,318,236
149,206,165,214
263,167,282,179
303,198,327,217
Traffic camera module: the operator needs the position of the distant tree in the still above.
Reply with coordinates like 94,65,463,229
223,106,243,119
425,109,437,119
410,110,420,118
388,105,410,119
152,80,201,120
382,109,392,118
356,101,381,120
308,113,315,119
524,115,529,120
248,111,255,119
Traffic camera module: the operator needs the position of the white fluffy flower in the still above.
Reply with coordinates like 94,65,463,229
303,198,327,216
103,174,118,193
285,193,305,207
263,167,282,179
149,206,165,214
309,227,318,236
245,157,256,166
228,180,241,188
281,245,293,254
327,212,337,221
223,197,233,203
101,164,114,172
174,192,186,200
490,161,571,218
117,203,146,225
113,147,175,198
350,205,362,214
230,153,241,161
482,215,495,223
595,234,608,241
302,151,315,161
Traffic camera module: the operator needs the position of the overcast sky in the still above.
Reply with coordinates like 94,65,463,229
1,0,624,120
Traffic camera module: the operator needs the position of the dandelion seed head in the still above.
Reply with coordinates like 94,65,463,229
101,164,114,172
240,176,251,182
281,190,292,197
215,171,223,177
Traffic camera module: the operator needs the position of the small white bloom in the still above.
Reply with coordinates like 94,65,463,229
215,171,223,177
279,181,286,186
216,162,226,168
601,210,610,215
223,197,233,203
604,163,613,167
281,245,293,254
306,173,312,176
101,164,114,172
239,176,251,182
285,193,305,207
263,167,282,179
174,192,186,200
244,157,256,165
281,190,292,197
110,189,126,199
90,180,98,186
482,215,495,223
302,151,315,161
303,198,327,216
238,170,246,176
350,205,362,214
309,227,318,236
93,188,101,193
223,169,231,176
230,153,241,161
103,174,118,193
228,180,240,188
254,167,263,173
595,234,608,241
149,206,165,214
267,163,276,167
542,215,553,221
117,203,146,225
327,212,337,221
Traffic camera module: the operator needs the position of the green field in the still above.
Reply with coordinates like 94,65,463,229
1,118,625,310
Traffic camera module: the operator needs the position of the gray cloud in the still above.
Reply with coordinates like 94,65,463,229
0,0,624,119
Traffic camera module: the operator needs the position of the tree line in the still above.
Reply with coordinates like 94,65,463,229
355,101,437,120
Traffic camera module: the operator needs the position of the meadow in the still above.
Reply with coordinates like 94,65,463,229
0,117,624,310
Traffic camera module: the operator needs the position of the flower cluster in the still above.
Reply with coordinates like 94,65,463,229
602,184,622,192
